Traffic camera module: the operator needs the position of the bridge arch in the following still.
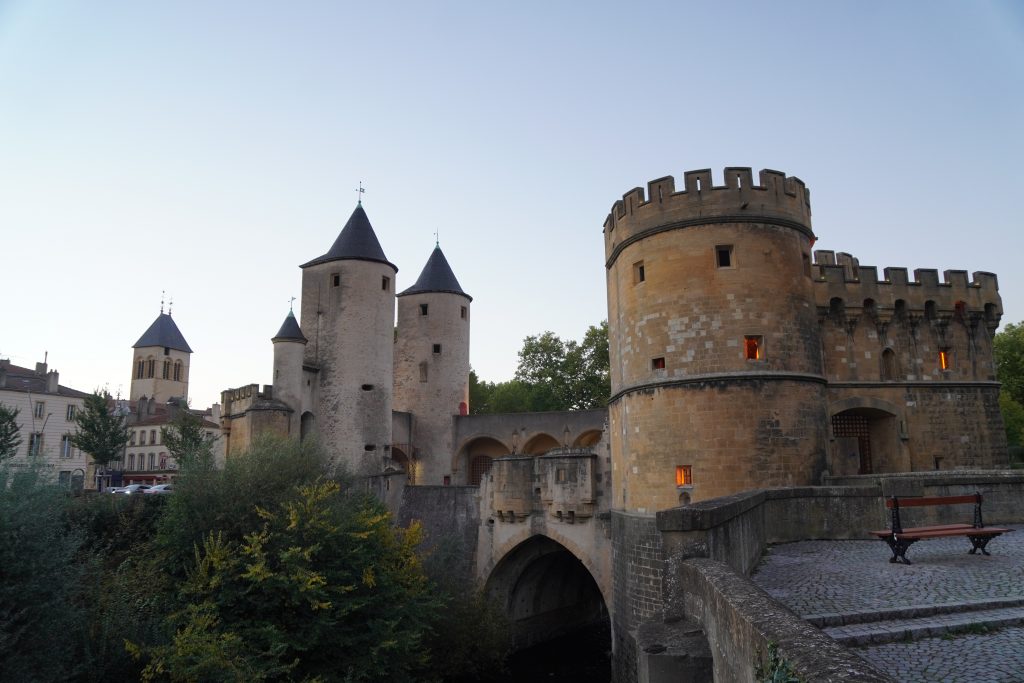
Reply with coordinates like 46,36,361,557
453,435,511,485
484,533,609,648
521,432,560,455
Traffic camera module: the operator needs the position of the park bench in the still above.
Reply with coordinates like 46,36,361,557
869,492,1012,565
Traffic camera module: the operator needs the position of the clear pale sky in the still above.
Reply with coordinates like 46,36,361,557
2,1,1022,409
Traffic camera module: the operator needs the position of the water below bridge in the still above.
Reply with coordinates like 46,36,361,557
505,618,611,682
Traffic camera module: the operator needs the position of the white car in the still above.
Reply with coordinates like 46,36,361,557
119,484,152,495
144,484,173,495
105,486,126,494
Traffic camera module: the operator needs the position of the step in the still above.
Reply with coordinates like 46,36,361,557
823,606,1024,646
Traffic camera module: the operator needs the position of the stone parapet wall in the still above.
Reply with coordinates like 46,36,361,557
611,511,664,683
397,485,480,583
678,558,890,682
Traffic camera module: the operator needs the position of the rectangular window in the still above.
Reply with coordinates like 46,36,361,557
556,468,567,483
433,343,442,354
130,432,137,446
139,431,146,446
633,260,646,284
939,349,951,371
676,465,692,487
716,245,733,268
29,432,43,456
332,274,340,287
652,357,666,370
744,335,764,360
150,429,157,445
160,453,168,469
127,453,135,470
420,303,429,316
149,453,156,469
461,306,467,319
61,435,73,458
66,404,76,421
136,360,145,379
382,276,390,291
34,401,44,418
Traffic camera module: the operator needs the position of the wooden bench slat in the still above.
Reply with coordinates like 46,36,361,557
869,524,974,537
895,527,1010,540
885,495,979,509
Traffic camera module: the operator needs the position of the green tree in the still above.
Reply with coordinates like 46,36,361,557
512,321,610,411
137,479,437,682
0,404,20,462
161,408,216,471
71,391,130,470
994,322,1024,405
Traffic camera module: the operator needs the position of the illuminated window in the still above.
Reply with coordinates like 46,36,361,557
939,348,951,371
676,465,692,487
744,335,764,360
652,357,666,370
556,468,567,483
633,260,646,284
716,245,733,268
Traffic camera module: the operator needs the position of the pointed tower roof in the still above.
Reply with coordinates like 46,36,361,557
398,245,472,301
133,313,193,353
300,203,397,271
272,311,307,343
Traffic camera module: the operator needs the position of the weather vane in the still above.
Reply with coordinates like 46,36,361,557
168,296,173,315
289,296,296,313
434,229,439,248
160,290,165,314
356,181,365,205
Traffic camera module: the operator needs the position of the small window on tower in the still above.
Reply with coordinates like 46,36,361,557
939,348,952,371
744,335,764,360
433,344,442,354
652,357,666,370
461,306,467,319
676,465,692,487
716,245,733,268
332,274,340,287
382,276,390,291
633,260,645,284
420,303,428,316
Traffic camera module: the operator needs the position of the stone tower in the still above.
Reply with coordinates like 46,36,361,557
271,310,307,436
393,245,472,484
603,167,828,510
299,203,397,475
130,311,192,403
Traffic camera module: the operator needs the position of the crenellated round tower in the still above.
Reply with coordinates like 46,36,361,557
299,203,397,475
603,167,828,511
393,244,471,484
271,309,307,436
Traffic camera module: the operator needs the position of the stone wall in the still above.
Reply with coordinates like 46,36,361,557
611,511,665,683
397,484,480,582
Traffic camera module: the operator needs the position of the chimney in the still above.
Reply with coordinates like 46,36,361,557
46,370,59,394
35,361,47,375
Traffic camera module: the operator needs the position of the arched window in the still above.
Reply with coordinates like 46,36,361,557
163,360,171,379
135,358,145,379
173,361,182,381
145,358,155,378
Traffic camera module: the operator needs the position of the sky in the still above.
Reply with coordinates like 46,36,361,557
1,1,1023,409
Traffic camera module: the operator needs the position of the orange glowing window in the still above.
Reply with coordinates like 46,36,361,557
676,465,692,487
652,357,666,370
744,335,764,360
939,349,951,370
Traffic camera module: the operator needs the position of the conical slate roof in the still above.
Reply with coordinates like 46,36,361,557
300,203,397,271
133,313,193,353
272,311,307,343
398,245,472,301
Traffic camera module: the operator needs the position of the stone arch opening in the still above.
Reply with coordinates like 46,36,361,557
458,436,509,485
522,433,560,455
391,446,413,483
830,405,901,475
486,535,608,650
572,429,603,449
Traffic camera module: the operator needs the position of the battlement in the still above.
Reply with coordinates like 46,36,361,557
604,168,812,261
812,250,1002,328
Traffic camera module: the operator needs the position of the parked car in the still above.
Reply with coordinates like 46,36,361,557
105,486,126,494
144,484,173,495
119,484,152,495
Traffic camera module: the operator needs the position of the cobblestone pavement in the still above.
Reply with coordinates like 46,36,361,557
752,526,1024,681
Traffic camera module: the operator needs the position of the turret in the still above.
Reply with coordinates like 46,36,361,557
299,203,397,475
393,244,472,484
271,310,307,435
604,167,827,510
130,310,192,403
